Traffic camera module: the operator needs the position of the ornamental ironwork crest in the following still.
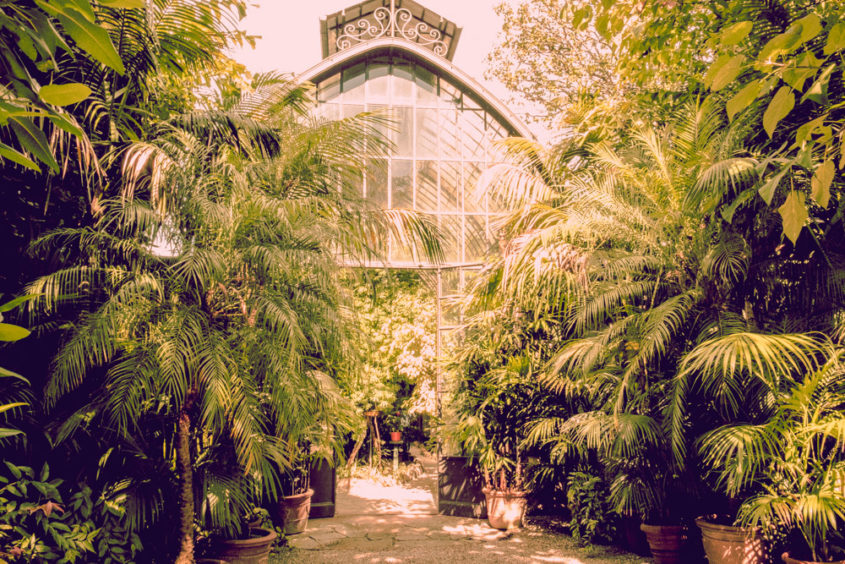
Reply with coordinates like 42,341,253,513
322,0,460,60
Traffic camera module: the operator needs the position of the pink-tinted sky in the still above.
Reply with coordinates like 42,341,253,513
229,1,510,99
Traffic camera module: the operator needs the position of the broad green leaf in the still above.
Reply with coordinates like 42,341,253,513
572,5,592,29
782,52,822,91
792,13,821,44
0,295,39,313
99,0,144,7
801,64,835,105
778,191,808,244
0,323,30,342
758,167,788,205
825,23,845,55
0,142,40,171
721,21,753,46
36,1,125,74
811,160,835,208
763,87,794,138
758,30,800,64
38,83,91,106
794,115,827,147
727,81,761,121
0,429,23,439
0,366,29,383
710,55,745,91
0,402,27,416
8,118,59,172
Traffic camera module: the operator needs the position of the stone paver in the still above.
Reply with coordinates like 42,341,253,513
272,453,650,564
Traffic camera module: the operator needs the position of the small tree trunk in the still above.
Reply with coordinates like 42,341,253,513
174,410,194,564
344,426,367,490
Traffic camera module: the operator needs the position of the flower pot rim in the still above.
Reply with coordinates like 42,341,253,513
640,523,687,533
695,515,761,533
282,488,314,501
212,526,277,547
481,486,529,497
781,551,845,564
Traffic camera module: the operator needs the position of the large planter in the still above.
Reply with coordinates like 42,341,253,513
207,527,277,564
482,487,528,530
273,489,314,535
782,552,845,564
696,516,769,564
308,459,336,519
438,455,487,518
640,524,687,564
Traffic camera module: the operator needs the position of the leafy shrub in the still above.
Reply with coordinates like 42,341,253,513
0,462,141,563
566,471,617,546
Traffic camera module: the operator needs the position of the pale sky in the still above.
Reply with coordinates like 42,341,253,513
228,1,536,131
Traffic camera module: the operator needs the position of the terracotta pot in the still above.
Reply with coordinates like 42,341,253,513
696,516,769,564
782,551,845,564
273,489,314,535
389,431,402,442
640,524,688,564
482,487,528,530
207,527,277,564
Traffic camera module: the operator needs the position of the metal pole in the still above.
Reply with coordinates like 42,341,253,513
434,267,442,509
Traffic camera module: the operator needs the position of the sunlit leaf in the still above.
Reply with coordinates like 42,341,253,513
0,323,30,342
727,81,761,121
810,160,834,208
706,54,745,91
38,83,91,106
778,191,808,244
721,21,753,46
824,23,845,55
763,87,795,138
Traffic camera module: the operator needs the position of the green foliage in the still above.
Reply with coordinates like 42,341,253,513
343,271,436,416
566,471,617,546
0,462,141,563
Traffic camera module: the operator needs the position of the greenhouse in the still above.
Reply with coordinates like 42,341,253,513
1,0,845,563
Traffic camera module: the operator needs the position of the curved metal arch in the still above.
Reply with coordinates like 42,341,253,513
296,37,533,140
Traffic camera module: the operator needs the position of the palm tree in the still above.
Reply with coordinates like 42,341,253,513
688,333,845,561
27,80,441,562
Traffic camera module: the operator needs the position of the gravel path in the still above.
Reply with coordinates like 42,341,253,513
272,453,649,564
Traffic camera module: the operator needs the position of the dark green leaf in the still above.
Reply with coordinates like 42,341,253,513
0,294,39,313
8,118,59,172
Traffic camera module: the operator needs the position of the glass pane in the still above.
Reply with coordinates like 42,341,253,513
342,104,364,119
465,215,488,262
416,108,438,159
391,159,413,209
367,63,390,100
459,110,486,159
390,233,415,264
442,269,460,296
439,161,461,213
439,214,461,263
393,62,414,103
368,104,390,155
463,162,484,212
342,63,366,102
315,102,340,121
317,74,340,102
440,80,461,107
366,158,388,207
439,109,461,159
416,160,438,212
394,106,413,157
415,65,437,105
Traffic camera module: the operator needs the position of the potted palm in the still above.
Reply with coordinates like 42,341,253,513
698,353,845,564
452,356,535,530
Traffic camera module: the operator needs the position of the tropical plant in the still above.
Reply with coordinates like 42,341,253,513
0,462,142,564
679,334,845,561
26,77,441,562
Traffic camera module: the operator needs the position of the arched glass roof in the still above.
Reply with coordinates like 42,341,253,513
312,54,513,268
